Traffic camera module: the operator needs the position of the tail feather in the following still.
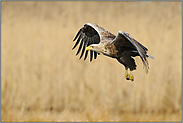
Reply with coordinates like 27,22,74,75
146,54,154,59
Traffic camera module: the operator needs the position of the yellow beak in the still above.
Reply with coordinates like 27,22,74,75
85,46,93,51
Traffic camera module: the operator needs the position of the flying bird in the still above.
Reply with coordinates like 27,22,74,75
72,23,153,81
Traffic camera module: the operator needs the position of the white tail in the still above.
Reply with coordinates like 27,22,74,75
146,54,154,59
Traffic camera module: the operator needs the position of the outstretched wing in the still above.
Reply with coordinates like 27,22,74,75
72,23,115,62
112,31,149,73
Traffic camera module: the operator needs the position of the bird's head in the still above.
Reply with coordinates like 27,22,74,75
85,44,102,53
85,44,110,55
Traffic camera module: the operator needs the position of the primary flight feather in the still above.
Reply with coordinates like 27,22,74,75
72,23,153,81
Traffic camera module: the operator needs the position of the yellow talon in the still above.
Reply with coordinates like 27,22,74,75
125,69,129,80
125,69,134,82
129,71,134,82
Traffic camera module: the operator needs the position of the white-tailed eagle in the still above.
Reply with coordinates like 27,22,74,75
72,23,153,81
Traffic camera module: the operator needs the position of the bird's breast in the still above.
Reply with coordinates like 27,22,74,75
104,43,118,57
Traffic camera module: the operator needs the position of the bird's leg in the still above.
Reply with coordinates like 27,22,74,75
125,69,129,80
129,71,134,82
125,68,134,82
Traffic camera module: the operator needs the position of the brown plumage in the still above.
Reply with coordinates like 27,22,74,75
72,23,153,81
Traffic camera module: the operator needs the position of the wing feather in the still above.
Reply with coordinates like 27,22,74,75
76,38,84,55
112,31,149,73
86,23,115,41
72,33,82,50
73,28,82,41
73,23,110,61
84,50,88,60
89,37,94,62
90,51,93,62
94,51,97,59
79,36,87,59
73,23,115,61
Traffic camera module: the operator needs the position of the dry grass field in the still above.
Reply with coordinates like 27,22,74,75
1,1,182,122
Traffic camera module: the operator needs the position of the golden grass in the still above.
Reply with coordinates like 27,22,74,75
1,1,182,122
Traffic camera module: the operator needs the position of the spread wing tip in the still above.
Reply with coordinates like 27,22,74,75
72,23,102,61
73,28,83,41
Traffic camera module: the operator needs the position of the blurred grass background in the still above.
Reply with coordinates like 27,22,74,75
1,1,182,122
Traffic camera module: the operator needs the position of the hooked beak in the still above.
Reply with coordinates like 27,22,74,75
85,46,93,51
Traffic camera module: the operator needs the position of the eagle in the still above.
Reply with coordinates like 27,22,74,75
72,23,153,81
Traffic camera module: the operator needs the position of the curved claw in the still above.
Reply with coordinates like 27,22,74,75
125,69,134,82
129,75,134,81
126,76,130,80
129,71,134,82
125,69,130,80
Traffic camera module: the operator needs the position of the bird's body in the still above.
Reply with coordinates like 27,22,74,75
72,23,153,81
